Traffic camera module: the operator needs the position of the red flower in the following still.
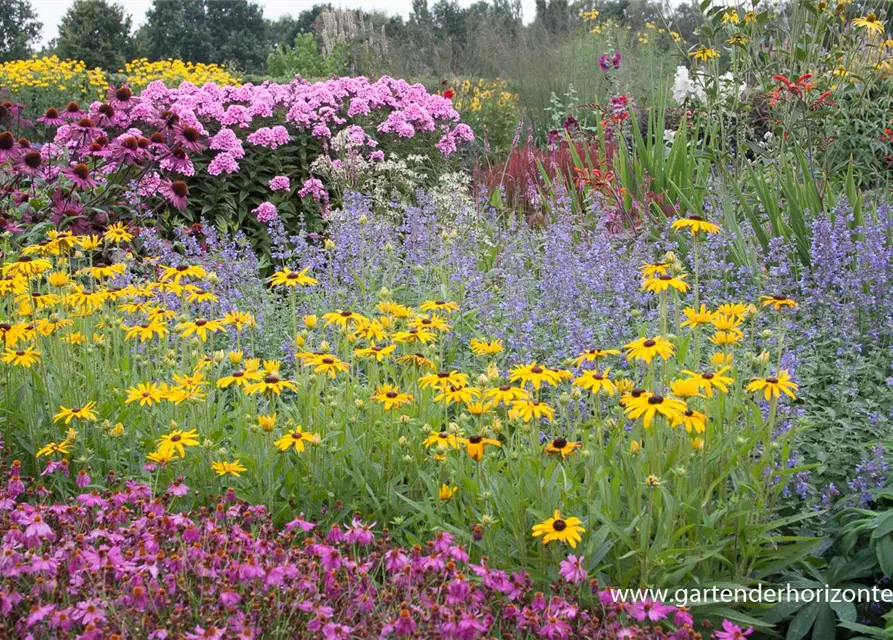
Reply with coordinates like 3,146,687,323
443,88,455,100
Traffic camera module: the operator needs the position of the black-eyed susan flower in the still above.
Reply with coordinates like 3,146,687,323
156,429,199,458
274,427,319,452
470,338,504,356
175,318,224,342
509,362,562,390
377,301,413,318
854,13,885,35
245,373,298,395
310,354,349,378
759,295,797,312
0,274,28,295
303,314,318,329
147,450,176,465
215,368,263,389
681,367,734,397
322,309,367,328
125,382,168,405
485,384,529,406
410,314,450,333
681,305,715,328
572,348,620,366
211,460,247,477
257,413,277,432
671,215,720,235
419,370,469,391
673,409,707,433
392,327,437,344
351,318,388,342
424,430,462,449
104,222,133,244
160,264,207,283
710,330,743,346
640,262,669,278
545,437,582,458
268,266,318,288
509,399,554,422
643,273,689,294
464,400,493,417
438,484,458,500
372,384,413,410
669,378,703,399
397,353,436,369
623,393,687,428
53,401,98,424
572,369,616,395
532,510,585,548
36,440,72,457
691,437,705,450
3,256,52,277
355,344,396,361
460,434,501,461
624,336,674,363
716,303,748,318
435,385,481,405
222,310,255,330
690,45,720,62
1,346,40,367
419,300,459,313
746,371,798,400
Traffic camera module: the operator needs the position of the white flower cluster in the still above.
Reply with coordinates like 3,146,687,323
672,66,747,105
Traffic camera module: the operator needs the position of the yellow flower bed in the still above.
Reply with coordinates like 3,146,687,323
0,56,107,99
120,58,241,89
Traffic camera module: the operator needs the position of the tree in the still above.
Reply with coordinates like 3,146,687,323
267,4,330,49
55,0,132,70
139,0,212,63
0,0,42,62
205,0,268,73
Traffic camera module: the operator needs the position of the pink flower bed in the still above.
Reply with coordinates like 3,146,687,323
0,454,745,639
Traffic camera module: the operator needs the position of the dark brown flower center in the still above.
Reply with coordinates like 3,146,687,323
553,519,567,531
643,339,656,347
531,366,543,374
182,126,200,142
73,163,90,179
0,132,13,150
116,86,132,101
766,377,779,384
23,151,41,168
469,435,482,444
648,395,664,404
45,108,59,119
553,437,567,449
322,357,334,365
171,181,188,197
386,391,398,398
65,102,80,113
98,104,114,117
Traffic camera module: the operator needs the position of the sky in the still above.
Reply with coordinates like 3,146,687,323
31,0,541,46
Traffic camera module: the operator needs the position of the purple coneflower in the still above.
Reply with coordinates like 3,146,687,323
160,179,189,210
107,84,138,110
37,107,66,127
62,163,98,189
61,101,83,121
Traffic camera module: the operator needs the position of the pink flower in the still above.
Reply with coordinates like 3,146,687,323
715,620,754,640
627,599,677,622
558,554,587,584
208,152,240,176
298,177,329,203
252,202,278,223
268,175,290,191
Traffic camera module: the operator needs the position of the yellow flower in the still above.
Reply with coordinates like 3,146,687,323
681,367,734,397
53,401,98,424
508,399,554,422
372,384,413,410
160,264,207,283
410,314,450,334
36,441,72,457
674,409,707,433
257,413,277,432
156,429,200,458
532,510,585,548
245,373,298,395
104,222,133,244
624,336,674,363
545,437,582,459
147,450,176,465
392,328,437,344
309,354,349,378
509,362,562,390
419,370,469,391
322,310,368,328
623,393,687,428
438,484,459,500
423,430,462,449
710,330,743,345
690,46,720,62
854,13,885,35
470,338,504,356
572,348,620,366
722,9,739,24
640,262,669,278
216,368,263,389
269,266,317,288
355,344,396,361
125,382,168,406
303,314,319,329
211,460,247,477
175,318,224,342
459,434,501,461
3,256,52,277
274,426,319,452
573,369,616,395
669,378,703,399
671,215,720,234
352,318,389,342
435,385,481,405
1,346,40,367
759,295,797,312
419,300,459,313
710,352,733,367
746,371,798,400
643,273,689,294
682,305,716,328
222,310,255,331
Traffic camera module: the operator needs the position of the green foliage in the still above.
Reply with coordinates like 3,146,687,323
0,0,42,62
54,0,133,70
266,33,348,80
